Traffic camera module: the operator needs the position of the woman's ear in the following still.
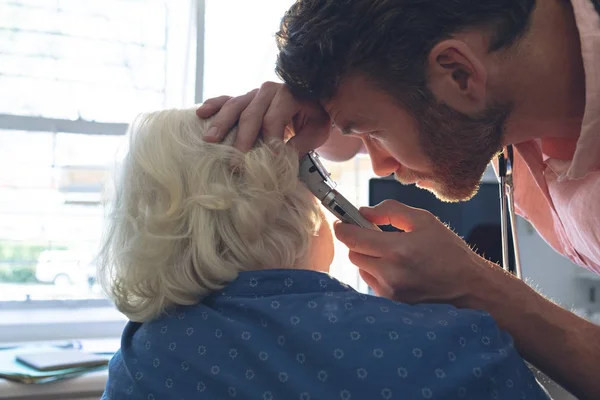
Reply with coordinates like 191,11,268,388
426,39,488,115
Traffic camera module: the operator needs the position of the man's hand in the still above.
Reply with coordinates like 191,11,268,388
334,199,491,305
335,199,600,400
196,82,331,154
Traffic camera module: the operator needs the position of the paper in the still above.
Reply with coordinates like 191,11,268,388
0,346,111,384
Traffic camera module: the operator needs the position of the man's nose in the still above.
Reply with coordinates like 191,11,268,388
363,139,399,177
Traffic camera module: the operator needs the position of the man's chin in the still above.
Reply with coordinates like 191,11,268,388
395,175,480,203
415,180,432,189
420,181,480,203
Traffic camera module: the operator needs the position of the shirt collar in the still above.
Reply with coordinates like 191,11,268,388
564,0,600,180
210,269,356,298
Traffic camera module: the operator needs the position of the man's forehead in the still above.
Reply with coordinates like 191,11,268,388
322,97,375,128
322,78,418,135
321,74,390,120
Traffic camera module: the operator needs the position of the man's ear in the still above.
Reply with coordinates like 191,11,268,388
426,39,488,114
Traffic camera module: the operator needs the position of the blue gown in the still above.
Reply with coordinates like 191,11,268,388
103,269,550,399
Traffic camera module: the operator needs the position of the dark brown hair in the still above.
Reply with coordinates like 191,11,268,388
275,0,535,106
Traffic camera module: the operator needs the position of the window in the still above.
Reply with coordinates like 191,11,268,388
0,0,196,314
0,0,375,341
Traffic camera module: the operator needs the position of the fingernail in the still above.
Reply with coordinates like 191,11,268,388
204,127,218,139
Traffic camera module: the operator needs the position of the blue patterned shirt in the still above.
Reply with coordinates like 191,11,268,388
103,269,549,399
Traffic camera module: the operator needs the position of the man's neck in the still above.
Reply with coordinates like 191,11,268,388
499,0,586,146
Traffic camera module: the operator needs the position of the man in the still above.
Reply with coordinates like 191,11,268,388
197,0,600,398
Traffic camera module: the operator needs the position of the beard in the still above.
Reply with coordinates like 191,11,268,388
395,89,511,202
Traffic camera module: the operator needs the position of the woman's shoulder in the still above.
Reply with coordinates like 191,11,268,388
353,293,494,327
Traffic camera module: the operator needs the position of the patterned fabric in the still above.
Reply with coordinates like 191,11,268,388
103,269,549,399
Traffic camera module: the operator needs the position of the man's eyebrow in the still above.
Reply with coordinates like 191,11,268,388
339,122,357,135
332,119,362,135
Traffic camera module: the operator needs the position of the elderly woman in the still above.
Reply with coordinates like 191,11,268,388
98,108,549,399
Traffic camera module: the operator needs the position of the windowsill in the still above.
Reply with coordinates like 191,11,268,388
0,369,107,400
0,338,118,399
0,307,127,343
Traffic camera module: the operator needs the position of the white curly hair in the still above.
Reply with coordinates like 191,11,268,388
97,107,322,322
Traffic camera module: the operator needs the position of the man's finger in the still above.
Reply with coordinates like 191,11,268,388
233,84,282,152
348,249,381,274
359,199,432,232
196,96,232,118
286,128,324,156
202,91,257,142
358,269,381,294
260,85,299,143
287,106,332,155
334,221,398,257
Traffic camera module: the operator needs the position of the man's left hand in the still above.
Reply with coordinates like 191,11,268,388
334,199,495,305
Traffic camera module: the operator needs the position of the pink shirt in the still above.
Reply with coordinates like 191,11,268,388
512,0,600,273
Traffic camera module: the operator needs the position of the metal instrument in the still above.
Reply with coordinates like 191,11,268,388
299,151,381,231
300,149,522,276
497,145,523,279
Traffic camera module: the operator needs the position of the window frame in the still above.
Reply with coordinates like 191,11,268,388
0,0,207,340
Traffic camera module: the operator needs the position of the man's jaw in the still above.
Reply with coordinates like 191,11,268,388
393,170,434,186
394,171,480,203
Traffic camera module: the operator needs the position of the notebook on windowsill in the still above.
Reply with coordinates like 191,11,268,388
0,346,111,384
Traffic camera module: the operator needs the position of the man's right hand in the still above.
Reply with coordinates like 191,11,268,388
196,82,331,155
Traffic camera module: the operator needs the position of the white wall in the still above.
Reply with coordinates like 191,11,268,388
482,164,600,316
516,217,600,316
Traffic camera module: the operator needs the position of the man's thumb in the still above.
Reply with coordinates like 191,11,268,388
360,200,424,232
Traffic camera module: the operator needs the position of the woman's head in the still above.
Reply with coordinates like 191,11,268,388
98,108,333,322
